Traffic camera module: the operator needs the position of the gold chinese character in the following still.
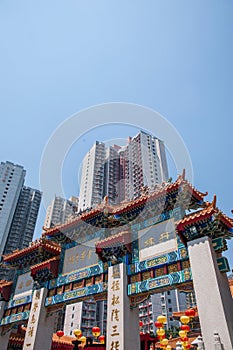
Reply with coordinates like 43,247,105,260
26,280,32,287
111,325,120,337
18,282,24,290
35,290,40,300
159,232,169,242
110,340,120,350
80,250,86,260
111,309,120,322
111,281,120,292
87,250,92,259
144,237,155,247
112,265,120,279
69,255,75,263
111,295,120,306
31,314,36,324
28,326,34,337
32,302,39,313
75,254,79,262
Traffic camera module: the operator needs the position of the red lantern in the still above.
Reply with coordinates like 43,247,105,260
181,325,190,332
92,326,101,337
186,345,191,349
183,336,189,342
155,321,163,328
99,335,105,344
56,330,64,338
185,308,195,317
139,321,143,327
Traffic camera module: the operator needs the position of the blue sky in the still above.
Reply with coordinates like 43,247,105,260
0,1,233,265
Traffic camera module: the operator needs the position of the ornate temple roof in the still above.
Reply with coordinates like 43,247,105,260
177,195,233,231
44,171,207,237
0,280,13,301
96,230,131,248
30,256,60,271
95,230,132,262
176,195,233,244
113,172,207,215
30,256,60,282
3,238,61,263
0,280,12,287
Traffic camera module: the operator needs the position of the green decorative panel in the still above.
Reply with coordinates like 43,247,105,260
45,282,107,306
128,268,192,295
212,237,226,252
49,263,106,289
1,311,30,326
7,295,32,309
217,257,230,273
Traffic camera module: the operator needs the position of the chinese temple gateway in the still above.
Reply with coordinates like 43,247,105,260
0,172,233,349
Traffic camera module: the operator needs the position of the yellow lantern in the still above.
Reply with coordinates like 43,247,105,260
73,329,82,338
180,315,190,324
161,338,169,346
79,336,86,343
179,330,186,339
157,315,167,324
166,346,172,350
156,328,165,337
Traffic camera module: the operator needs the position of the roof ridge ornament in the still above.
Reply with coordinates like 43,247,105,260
182,168,185,180
211,194,217,209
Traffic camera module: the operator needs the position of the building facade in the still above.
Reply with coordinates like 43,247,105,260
139,290,187,333
64,300,107,338
123,131,168,201
3,187,42,257
44,195,78,229
0,161,41,280
0,161,26,257
78,141,105,212
78,131,168,211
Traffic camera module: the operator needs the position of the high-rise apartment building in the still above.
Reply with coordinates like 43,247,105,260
123,131,168,200
44,195,78,229
0,162,25,257
78,141,106,211
78,131,168,211
139,290,187,333
64,300,107,338
0,161,42,280
3,187,42,256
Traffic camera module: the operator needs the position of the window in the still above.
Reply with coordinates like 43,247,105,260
168,299,171,304
169,308,172,312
